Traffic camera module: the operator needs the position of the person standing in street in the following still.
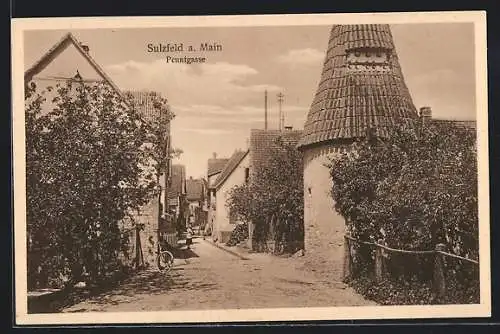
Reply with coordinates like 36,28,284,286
186,225,193,249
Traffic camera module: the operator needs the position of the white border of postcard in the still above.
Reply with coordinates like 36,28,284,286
12,11,490,325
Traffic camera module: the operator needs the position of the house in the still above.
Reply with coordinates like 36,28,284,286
206,153,229,235
24,32,172,269
185,177,207,229
168,164,187,230
212,150,250,243
246,127,303,250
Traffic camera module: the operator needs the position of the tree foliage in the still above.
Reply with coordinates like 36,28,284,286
226,137,304,253
25,80,176,289
329,121,478,258
330,122,478,304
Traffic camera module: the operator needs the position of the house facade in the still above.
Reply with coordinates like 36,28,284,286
168,164,187,231
206,154,229,236
185,177,207,229
212,150,250,244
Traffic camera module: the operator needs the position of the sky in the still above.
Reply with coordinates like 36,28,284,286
24,23,477,179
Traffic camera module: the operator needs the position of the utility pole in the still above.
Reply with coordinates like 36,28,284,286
277,92,284,131
264,90,268,130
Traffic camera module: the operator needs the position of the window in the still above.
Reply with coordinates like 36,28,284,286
346,48,390,73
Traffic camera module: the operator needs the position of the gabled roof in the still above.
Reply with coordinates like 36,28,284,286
24,32,125,100
214,150,249,190
186,178,205,201
249,129,303,177
207,158,230,177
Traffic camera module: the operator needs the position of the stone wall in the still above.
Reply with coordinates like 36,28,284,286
302,144,349,282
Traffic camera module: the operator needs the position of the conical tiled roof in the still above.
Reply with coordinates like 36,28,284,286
298,24,419,149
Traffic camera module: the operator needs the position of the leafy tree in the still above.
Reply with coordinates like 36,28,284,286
25,80,175,289
227,137,304,253
329,121,478,304
329,121,478,258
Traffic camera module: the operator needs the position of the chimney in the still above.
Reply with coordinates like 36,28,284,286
80,44,90,53
212,152,217,159
419,106,432,125
284,126,293,131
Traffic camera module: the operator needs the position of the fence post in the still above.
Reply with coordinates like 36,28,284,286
375,239,385,282
433,243,447,302
135,225,144,270
343,236,352,281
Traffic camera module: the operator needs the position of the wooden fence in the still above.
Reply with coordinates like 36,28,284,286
343,234,479,302
159,230,178,248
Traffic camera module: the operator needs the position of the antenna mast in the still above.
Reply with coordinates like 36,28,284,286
277,92,284,131
264,90,268,130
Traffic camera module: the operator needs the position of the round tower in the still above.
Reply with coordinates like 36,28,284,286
297,24,419,280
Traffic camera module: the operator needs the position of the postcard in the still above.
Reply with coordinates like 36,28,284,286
12,11,490,325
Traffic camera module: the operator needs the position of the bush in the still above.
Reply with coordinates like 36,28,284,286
225,223,249,247
226,137,304,254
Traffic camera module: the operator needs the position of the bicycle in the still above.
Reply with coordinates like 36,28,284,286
157,246,174,272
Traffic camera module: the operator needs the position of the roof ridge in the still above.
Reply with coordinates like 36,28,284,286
24,32,125,101
213,149,249,189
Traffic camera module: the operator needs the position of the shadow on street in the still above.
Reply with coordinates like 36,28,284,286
172,247,200,260
36,245,207,313
64,267,216,312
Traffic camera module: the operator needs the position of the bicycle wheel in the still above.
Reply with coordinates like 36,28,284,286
157,250,174,272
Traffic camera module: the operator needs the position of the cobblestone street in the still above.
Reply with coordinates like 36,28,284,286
61,237,374,312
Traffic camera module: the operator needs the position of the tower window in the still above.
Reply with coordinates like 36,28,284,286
346,48,390,73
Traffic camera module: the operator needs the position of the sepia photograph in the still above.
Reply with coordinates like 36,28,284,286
12,11,490,324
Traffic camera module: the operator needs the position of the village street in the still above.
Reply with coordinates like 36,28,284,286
61,237,374,312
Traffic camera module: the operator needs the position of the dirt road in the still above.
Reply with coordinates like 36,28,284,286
61,237,374,312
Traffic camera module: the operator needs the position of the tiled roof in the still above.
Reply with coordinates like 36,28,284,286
214,150,249,189
124,90,167,123
168,164,186,199
431,119,477,131
207,158,230,177
298,24,419,149
249,129,303,178
24,32,125,101
186,178,205,201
